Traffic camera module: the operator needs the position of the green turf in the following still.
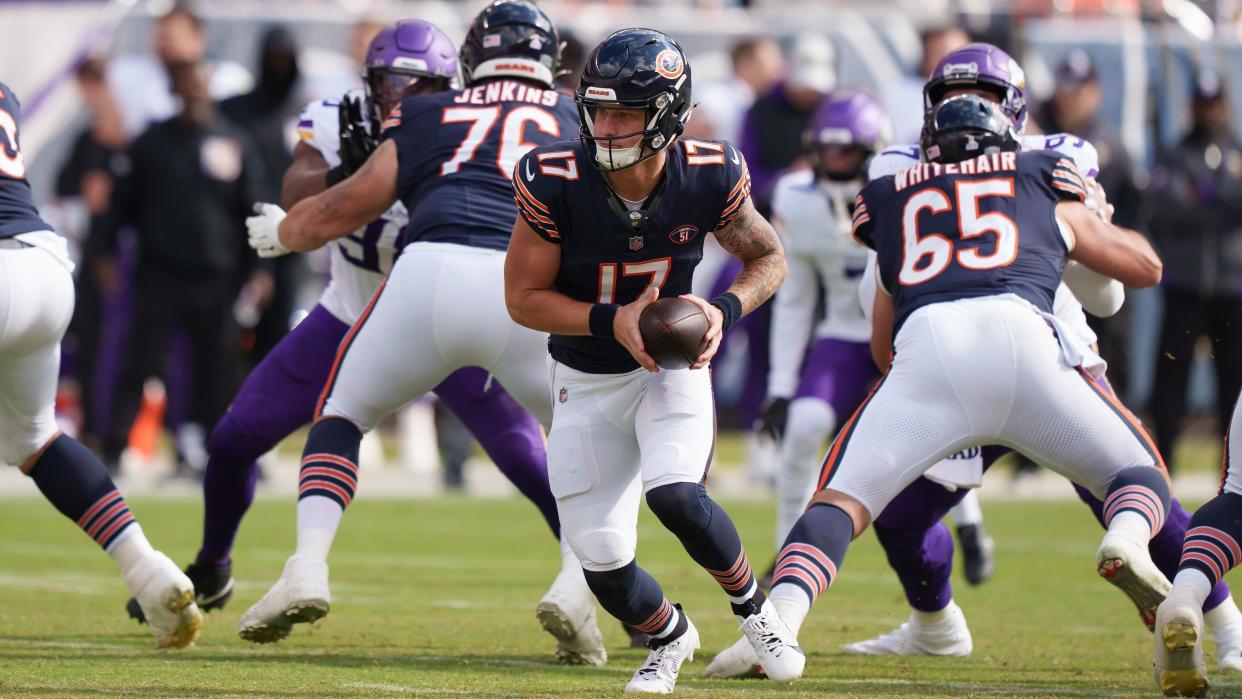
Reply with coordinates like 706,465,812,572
3,495,1242,698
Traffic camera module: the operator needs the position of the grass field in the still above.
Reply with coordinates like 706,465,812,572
3,495,1242,698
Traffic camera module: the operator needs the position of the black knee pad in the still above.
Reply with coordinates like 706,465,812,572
645,482,711,536
583,561,640,611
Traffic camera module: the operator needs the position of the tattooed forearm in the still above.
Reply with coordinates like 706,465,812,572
714,199,787,313
279,140,399,252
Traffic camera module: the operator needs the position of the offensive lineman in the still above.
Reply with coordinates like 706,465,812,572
710,43,1242,676
240,1,605,664
504,29,802,693
715,92,1170,681
122,21,572,653
0,83,203,647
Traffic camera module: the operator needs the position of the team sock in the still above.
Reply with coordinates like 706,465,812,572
1102,467,1170,543
197,412,268,565
645,482,762,616
28,435,139,553
769,503,854,624
583,561,688,646
295,417,362,562
1173,492,1242,608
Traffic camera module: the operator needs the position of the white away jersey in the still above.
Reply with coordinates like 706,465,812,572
865,133,1102,351
767,170,871,398
297,93,405,324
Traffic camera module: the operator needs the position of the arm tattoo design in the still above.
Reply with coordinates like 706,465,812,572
715,199,787,314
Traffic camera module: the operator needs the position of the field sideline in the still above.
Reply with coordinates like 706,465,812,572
4,495,1242,697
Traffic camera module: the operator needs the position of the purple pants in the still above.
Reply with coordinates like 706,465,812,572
794,338,880,418
874,452,1231,614
708,257,771,427
198,304,558,563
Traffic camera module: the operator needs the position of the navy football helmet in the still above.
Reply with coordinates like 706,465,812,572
576,28,693,171
920,93,1020,164
459,0,560,88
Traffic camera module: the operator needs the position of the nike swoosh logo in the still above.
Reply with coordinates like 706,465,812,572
729,147,740,165
525,159,536,182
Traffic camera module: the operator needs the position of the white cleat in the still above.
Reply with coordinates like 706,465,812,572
841,603,973,657
237,556,330,644
625,617,700,694
704,634,763,679
535,566,606,666
1097,531,1171,631
738,599,804,682
1215,633,1242,673
125,551,203,649
1154,594,1209,697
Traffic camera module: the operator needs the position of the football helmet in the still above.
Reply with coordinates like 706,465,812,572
804,89,891,182
920,93,1020,165
923,42,1028,134
459,0,561,88
576,28,693,171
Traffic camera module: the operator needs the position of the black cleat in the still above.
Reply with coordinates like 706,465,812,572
128,560,234,624
956,524,995,586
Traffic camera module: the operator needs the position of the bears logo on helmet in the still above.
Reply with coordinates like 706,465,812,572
656,49,684,79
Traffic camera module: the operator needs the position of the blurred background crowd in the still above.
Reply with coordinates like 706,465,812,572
5,0,1242,490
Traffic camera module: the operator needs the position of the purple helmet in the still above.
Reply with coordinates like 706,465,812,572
923,42,1028,133
803,90,892,181
363,20,458,122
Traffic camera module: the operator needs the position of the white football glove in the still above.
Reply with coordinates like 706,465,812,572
247,202,290,258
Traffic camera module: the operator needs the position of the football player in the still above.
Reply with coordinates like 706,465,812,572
713,90,1171,681
0,82,203,647
1154,388,1242,696
504,29,804,693
122,17,570,646
240,2,605,664
708,42,1242,676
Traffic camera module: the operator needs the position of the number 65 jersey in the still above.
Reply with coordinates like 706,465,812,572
853,149,1088,336
515,138,751,374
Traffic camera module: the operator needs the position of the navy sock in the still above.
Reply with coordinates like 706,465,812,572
1103,466,1171,534
770,503,853,607
646,482,761,616
1179,492,1242,590
29,435,136,550
584,561,688,646
298,417,363,508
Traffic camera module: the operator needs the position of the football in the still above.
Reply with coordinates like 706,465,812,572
639,297,710,370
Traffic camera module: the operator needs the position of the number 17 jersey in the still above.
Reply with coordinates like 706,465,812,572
515,138,751,373
853,149,1088,336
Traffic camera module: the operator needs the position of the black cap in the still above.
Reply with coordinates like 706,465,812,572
1056,49,1096,88
1194,68,1225,102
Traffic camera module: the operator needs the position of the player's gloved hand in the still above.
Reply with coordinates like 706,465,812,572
247,202,290,258
338,95,376,177
757,397,790,441
677,293,724,370
1083,177,1114,223
614,286,661,373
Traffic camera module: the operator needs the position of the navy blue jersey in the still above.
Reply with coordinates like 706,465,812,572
382,79,578,251
853,149,1087,334
516,137,751,373
0,84,53,238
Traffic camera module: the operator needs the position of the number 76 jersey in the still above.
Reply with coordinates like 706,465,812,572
853,149,1088,336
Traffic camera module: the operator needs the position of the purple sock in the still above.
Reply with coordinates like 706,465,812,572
434,367,560,538
873,476,969,612
1074,485,1231,611
197,305,350,565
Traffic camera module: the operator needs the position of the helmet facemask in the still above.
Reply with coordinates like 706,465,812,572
364,67,452,129
577,86,690,172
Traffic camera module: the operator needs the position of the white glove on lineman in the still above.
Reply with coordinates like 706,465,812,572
247,202,290,258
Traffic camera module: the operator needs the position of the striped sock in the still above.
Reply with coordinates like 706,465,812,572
1102,467,1170,540
1178,492,1242,590
295,417,362,562
770,503,852,609
583,562,688,646
28,435,137,551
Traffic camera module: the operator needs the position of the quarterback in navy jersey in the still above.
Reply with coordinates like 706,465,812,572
241,1,608,666
505,29,803,693
712,93,1170,683
0,84,205,647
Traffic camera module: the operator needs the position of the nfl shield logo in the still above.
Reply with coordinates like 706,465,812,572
629,235,644,251
558,387,567,404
